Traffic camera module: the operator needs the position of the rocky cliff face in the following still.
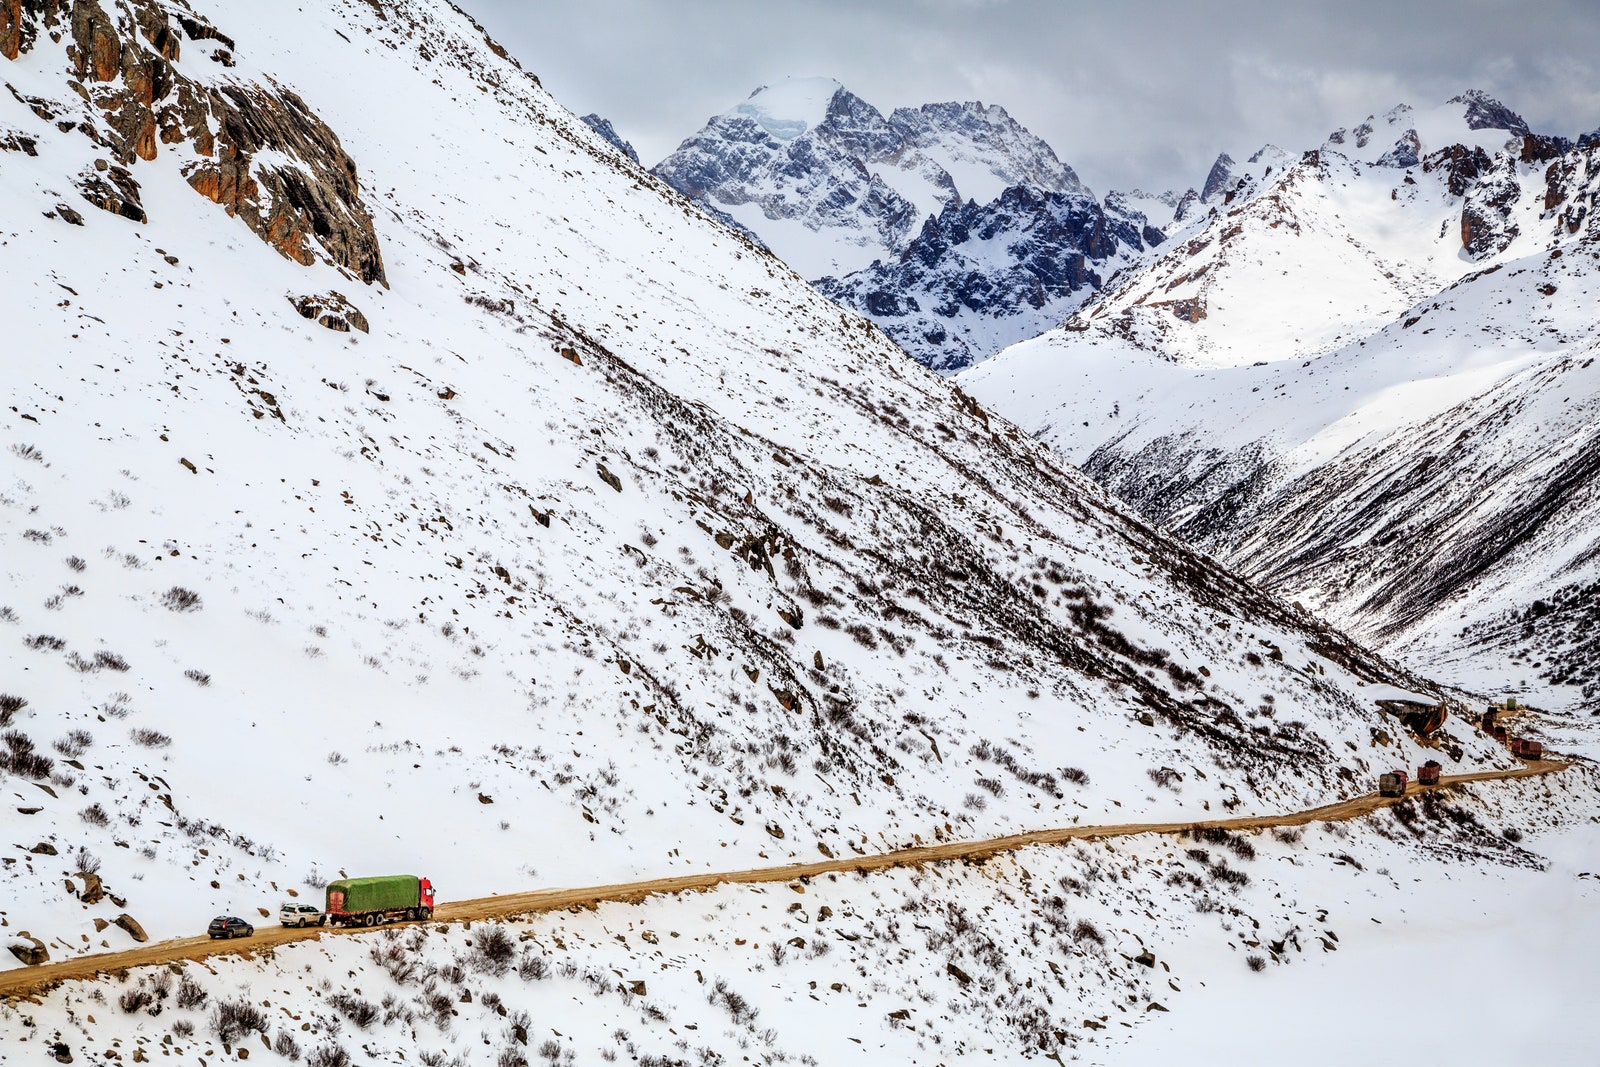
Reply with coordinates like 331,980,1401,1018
817,184,1158,372
2,0,384,285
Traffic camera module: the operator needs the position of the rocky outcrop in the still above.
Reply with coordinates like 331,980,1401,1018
77,161,144,221
1459,156,1521,259
291,291,370,333
3,0,385,284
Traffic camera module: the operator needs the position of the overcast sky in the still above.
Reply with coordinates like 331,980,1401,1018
460,0,1600,196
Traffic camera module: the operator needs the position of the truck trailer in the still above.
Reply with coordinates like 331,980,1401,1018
325,875,435,927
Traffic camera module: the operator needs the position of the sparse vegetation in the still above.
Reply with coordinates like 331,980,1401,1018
131,727,172,748
1,729,53,778
160,586,203,612
212,998,269,1044
54,729,93,757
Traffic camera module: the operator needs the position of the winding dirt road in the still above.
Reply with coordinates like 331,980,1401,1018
0,759,1569,999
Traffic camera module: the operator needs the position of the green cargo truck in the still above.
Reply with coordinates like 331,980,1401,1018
325,874,435,927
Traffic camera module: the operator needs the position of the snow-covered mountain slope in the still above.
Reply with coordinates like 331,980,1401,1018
0,0,1504,975
653,79,1159,372
963,92,1600,710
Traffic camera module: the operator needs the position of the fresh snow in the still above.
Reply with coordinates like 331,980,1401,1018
0,8,1594,1064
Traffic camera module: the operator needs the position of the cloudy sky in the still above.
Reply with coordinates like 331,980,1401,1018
460,0,1600,196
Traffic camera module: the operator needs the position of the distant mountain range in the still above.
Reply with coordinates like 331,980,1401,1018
644,78,1173,372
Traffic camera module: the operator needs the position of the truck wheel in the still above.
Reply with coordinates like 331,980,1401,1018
318,915,327,927
365,913,377,927
420,907,432,921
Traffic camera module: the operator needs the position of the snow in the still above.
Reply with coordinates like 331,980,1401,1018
729,77,842,141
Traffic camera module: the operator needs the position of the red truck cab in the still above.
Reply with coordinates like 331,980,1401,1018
420,877,435,911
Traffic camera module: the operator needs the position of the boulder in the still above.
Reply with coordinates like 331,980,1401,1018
113,912,148,943
8,935,49,965
77,870,104,904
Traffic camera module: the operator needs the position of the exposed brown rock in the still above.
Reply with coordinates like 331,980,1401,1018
112,912,148,942
68,0,118,83
2,0,22,61
8,935,48,965
6,0,385,284
77,870,103,904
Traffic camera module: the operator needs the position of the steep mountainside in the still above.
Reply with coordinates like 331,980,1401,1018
964,92,1600,711
0,0,1500,978
653,78,1161,372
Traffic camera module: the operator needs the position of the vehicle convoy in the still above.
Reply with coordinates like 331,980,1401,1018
1378,770,1409,798
280,902,325,928
325,875,434,927
207,916,254,940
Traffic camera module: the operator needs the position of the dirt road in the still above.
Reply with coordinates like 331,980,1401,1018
0,758,1569,998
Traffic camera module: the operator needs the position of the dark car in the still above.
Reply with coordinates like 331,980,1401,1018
208,915,254,940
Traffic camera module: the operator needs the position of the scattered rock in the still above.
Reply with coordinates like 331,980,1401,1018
946,962,972,986
596,463,622,493
1134,949,1156,968
113,913,148,943
30,841,58,856
477,793,493,804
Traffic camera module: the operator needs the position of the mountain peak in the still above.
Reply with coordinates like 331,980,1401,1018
1447,89,1531,136
730,76,844,141
1200,152,1236,201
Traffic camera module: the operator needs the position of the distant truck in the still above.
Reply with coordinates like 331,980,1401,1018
1417,760,1442,786
1378,770,1409,798
325,875,435,927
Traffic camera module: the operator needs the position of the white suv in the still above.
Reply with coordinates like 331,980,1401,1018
279,902,325,928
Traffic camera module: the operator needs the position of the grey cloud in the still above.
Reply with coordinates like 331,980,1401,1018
461,0,1600,195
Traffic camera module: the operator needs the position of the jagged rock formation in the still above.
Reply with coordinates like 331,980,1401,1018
817,184,1159,372
3,0,384,284
581,112,638,164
